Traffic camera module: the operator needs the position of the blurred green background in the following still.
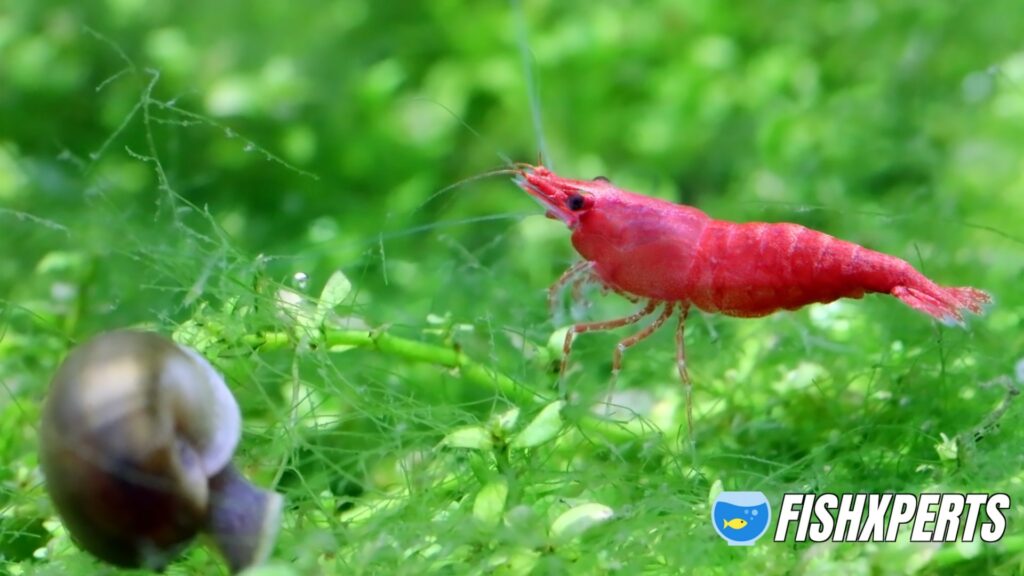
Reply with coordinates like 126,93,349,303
2,0,1023,574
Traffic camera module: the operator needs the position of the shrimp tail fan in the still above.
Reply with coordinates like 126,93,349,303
892,284,992,326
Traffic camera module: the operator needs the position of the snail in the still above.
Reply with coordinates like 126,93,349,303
39,330,283,573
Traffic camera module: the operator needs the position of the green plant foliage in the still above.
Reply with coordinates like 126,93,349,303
2,0,1023,574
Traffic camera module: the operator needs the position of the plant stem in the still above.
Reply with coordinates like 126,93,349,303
239,328,665,446
241,329,546,405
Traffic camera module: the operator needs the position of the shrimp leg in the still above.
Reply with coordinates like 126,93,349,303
560,301,659,393
594,302,677,410
610,287,641,304
612,302,675,378
548,260,593,321
568,270,593,317
675,305,694,454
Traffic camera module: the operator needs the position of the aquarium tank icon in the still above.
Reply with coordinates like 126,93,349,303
711,491,772,545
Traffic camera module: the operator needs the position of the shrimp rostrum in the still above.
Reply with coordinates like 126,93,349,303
514,164,991,437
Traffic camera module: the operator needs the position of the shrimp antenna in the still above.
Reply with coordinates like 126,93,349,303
416,167,520,211
410,97,514,167
511,0,551,169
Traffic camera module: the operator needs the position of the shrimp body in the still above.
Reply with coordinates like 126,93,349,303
514,164,991,442
520,165,990,324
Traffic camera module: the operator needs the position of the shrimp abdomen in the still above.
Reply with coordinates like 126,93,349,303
685,220,991,322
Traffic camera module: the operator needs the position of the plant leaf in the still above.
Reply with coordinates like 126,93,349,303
440,425,494,451
473,478,509,529
549,502,614,542
510,400,564,449
493,406,520,434
708,479,724,508
276,288,318,335
315,270,352,326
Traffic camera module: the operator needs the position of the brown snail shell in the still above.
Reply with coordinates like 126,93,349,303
39,330,282,572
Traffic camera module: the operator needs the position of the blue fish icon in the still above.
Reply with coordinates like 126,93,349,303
712,491,771,545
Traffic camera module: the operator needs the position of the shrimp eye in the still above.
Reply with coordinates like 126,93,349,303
593,176,610,183
566,193,587,211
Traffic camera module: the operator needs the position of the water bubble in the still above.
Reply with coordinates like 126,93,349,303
751,509,758,516
292,271,309,290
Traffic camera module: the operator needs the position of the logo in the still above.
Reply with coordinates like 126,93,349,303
711,491,772,546
773,493,1011,543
